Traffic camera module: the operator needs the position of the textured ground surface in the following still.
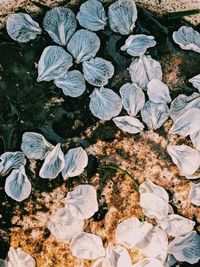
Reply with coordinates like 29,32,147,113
0,0,200,266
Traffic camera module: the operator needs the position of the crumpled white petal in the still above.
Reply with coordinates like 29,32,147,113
21,132,54,160
119,82,145,116
115,216,153,249
164,254,177,267
6,13,42,42
156,214,195,237
61,147,88,180
168,231,200,264
65,184,98,219
139,181,169,220
108,0,137,35
167,144,200,177
147,79,171,104
39,143,65,179
7,247,35,267
43,7,77,46
54,70,86,97
141,101,169,130
103,243,132,267
132,258,163,267
129,55,162,89
172,26,200,53
139,180,169,202
140,192,169,220
169,92,200,121
83,57,114,87
48,207,84,241
189,74,200,92
0,151,26,176
70,232,105,260
67,29,100,63
121,34,156,56
188,182,200,206
37,46,73,82
169,108,200,136
136,226,168,263
77,0,107,31
89,87,122,120
113,116,144,134
190,130,200,150
5,166,31,202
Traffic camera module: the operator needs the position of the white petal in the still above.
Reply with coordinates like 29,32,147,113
65,184,98,219
54,70,86,97
191,130,200,150
67,30,100,63
89,87,122,120
156,214,195,237
147,79,171,104
136,226,168,263
5,166,31,202
132,258,163,267
169,108,200,136
6,13,41,42
168,231,200,264
172,26,200,53
141,101,169,130
108,0,137,35
188,182,200,206
189,74,200,92
119,82,145,116
48,207,84,241
7,247,35,267
77,0,107,31
140,192,169,220
129,55,162,89
113,116,144,134
115,216,153,249
21,132,54,160
39,143,65,179
167,144,200,176
92,258,104,267
121,34,156,56
164,254,177,267
43,7,77,46
139,180,169,202
62,147,88,180
169,92,200,121
70,232,105,260
37,46,73,82
103,243,132,267
0,151,26,176
83,57,114,87
0,259,8,267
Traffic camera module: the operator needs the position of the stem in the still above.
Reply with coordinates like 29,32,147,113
141,213,146,222
100,165,139,190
